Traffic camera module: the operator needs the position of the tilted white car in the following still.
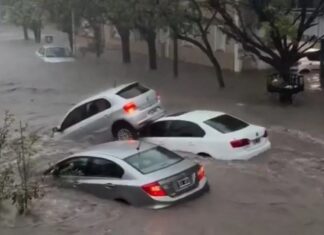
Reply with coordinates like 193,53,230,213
53,82,165,140
291,48,320,74
140,110,271,160
36,45,75,63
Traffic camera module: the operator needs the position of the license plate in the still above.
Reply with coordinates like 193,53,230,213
148,106,160,115
252,138,261,144
177,177,191,189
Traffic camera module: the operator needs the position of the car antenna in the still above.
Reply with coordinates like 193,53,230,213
136,138,141,151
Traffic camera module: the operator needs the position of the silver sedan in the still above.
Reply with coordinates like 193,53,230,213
44,141,209,209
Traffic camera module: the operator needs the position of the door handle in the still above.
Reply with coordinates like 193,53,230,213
104,183,115,189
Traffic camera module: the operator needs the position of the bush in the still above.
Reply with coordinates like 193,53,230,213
0,113,43,214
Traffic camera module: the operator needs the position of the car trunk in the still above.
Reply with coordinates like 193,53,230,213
230,125,266,148
117,83,159,110
158,165,200,197
145,159,200,198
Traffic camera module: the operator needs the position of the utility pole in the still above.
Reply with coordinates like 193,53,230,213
320,39,324,88
71,9,76,55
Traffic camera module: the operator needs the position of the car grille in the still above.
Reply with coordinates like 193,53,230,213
159,165,199,198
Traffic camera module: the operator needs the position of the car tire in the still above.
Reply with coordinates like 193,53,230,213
112,123,138,140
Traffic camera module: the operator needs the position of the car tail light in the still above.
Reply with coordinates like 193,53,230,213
263,130,268,138
142,182,167,197
197,165,206,181
230,139,250,148
123,102,137,114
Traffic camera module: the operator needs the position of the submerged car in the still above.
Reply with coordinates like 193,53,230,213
291,48,320,74
53,82,165,140
44,141,209,209
140,110,271,160
36,45,75,63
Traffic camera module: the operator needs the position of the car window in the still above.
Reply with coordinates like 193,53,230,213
60,104,88,131
46,47,68,58
87,158,124,178
205,115,249,134
306,51,320,61
117,83,149,99
85,99,111,118
125,146,183,174
168,120,205,137
57,157,89,176
143,121,170,137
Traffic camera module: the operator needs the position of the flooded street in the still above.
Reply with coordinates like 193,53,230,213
0,25,324,235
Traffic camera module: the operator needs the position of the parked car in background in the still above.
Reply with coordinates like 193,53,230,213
44,141,209,209
140,110,271,160
36,45,75,63
291,48,320,74
53,82,165,140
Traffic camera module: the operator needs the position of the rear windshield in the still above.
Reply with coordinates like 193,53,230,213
204,114,249,133
117,83,149,99
125,147,183,174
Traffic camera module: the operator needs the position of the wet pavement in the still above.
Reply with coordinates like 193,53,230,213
0,24,324,235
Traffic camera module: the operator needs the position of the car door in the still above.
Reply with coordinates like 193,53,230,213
59,104,89,139
53,157,91,189
161,120,206,154
140,121,172,147
59,99,112,139
80,98,113,134
76,158,125,200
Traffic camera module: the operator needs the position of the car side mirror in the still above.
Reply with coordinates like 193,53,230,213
52,126,61,133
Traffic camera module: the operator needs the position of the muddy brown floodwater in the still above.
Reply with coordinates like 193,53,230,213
0,25,324,235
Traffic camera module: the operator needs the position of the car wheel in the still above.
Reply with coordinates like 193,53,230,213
198,153,211,158
113,123,137,140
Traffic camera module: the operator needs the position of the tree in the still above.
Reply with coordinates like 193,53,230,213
104,0,135,64
44,0,81,52
133,0,166,70
79,0,106,58
161,0,225,87
5,0,45,42
209,0,324,82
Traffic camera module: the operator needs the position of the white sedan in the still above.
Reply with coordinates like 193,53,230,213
36,45,75,63
140,110,271,160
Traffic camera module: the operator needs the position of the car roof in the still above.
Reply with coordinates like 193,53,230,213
306,48,320,53
71,82,138,107
159,110,225,123
75,140,157,160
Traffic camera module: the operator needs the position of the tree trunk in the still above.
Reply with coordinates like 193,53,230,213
117,26,131,64
68,29,73,53
173,36,178,78
201,33,225,88
93,25,103,58
146,30,157,70
23,24,29,40
32,25,41,43
207,52,225,88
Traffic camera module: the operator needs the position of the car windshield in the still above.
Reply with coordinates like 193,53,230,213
46,47,69,58
125,146,183,174
204,114,249,133
117,83,149,99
